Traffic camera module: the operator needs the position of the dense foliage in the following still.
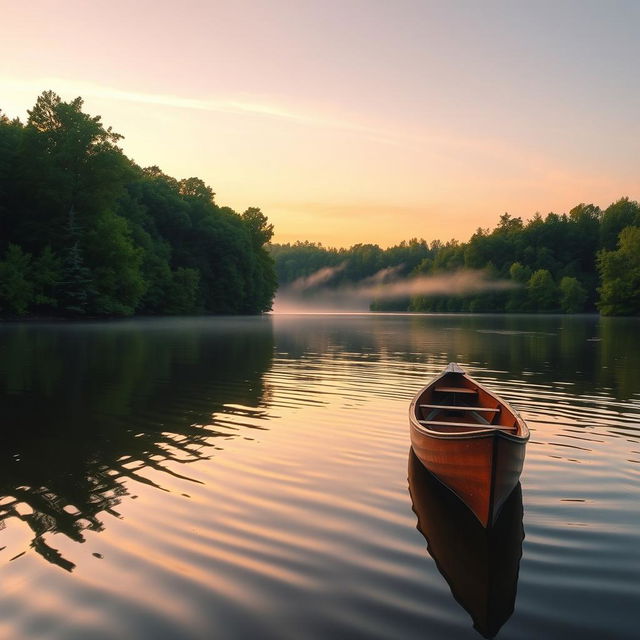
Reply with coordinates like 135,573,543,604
0,91,276,316
270,199,640,315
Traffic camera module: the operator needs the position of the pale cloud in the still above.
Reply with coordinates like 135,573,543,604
2,75,599,184
0,75,400,143
2,76,305,120
1,75,521,154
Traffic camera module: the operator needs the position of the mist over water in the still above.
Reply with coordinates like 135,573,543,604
274,265,516,313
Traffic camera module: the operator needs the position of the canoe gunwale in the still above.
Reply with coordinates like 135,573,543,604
409,367,530,444
411,421,526,442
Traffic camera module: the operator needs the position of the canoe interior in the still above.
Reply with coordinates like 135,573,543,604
409,365,529,527
415,371,520,435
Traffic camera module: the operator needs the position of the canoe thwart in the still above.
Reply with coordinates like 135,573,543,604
420,404,500,413
434,386,477,394
418,419,516,432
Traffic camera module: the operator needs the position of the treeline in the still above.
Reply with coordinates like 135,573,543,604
0,91,276,317
271,238,433,286
270,199,640,315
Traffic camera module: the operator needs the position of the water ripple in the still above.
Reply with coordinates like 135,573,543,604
1,314,639,639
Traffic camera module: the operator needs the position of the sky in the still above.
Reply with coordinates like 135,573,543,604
1,0,639,247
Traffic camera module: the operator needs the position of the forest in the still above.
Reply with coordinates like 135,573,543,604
270,198,640,316
2,93,638,318
0,91,276,317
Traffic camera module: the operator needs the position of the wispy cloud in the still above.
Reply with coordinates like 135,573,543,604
2,76,304,120
2,76,611,206
0,76,402,144
3,76,525,154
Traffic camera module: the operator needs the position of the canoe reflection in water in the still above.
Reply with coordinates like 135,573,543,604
408,450,524,638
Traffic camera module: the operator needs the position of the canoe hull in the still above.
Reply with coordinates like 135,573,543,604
409,364,529,528
410,425,526,527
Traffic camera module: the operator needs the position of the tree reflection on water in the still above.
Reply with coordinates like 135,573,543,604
2,313,638,573
0,318,274,571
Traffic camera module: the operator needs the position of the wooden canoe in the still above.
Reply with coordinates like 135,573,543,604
408,449,524,638
409,363,529,528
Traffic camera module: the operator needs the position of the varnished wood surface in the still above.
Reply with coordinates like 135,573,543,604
409,364,529,527
420,404,500,412
418,420,514,432
434,386,478,394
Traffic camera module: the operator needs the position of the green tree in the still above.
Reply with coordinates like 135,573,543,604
242,207,274,248
32,246,61,309
509,262,531,284
57,208,93,315
600,198,640,250
0,113,23,251
0,244,33,314
506,262,531,311
597,226,640,316
527,269,557,312
559,276,587,313
84,210,145,315
179,177,215,202
17,91,130,251
497,212,524,234
165,267,200,314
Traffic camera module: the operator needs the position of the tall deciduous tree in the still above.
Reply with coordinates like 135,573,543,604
559,276,587,313
527,270,557,311
18,91,130,252
597,226,640,316
242,207,274,248
600,198,640,250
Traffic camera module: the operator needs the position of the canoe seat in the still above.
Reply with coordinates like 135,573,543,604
434,386,477,394
418,419,516,432
420,404,499,413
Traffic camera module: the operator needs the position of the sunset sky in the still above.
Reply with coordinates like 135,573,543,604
2,0,638,247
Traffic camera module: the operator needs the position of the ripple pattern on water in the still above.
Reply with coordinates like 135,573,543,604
1,314,639,639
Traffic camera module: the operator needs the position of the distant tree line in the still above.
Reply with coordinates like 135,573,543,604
270,198,640,316
0,91,276,317
271,238,432,286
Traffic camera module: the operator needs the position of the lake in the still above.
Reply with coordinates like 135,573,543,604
1,314,639,639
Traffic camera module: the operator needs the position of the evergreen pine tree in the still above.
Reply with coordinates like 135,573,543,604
58,207,93,315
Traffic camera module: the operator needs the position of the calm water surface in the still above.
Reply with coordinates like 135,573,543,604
1,314,639,639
